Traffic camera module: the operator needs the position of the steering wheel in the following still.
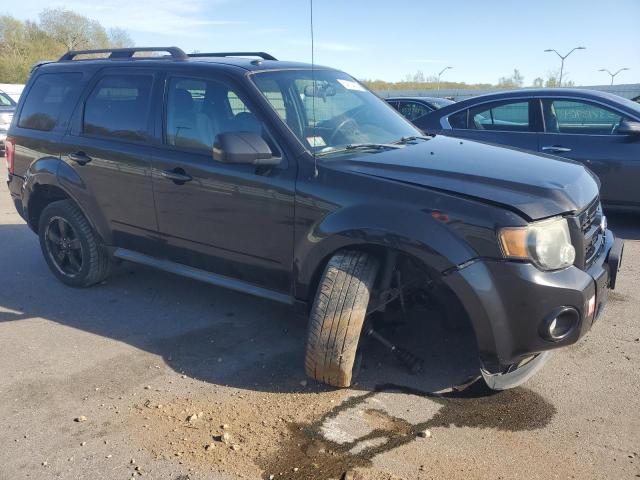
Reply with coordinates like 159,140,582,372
328,117,359,145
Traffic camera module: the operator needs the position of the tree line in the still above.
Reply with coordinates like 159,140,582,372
1,8,575,90
362,68,572,92
0,8,133,83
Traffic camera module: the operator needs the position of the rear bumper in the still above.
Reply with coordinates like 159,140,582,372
444,229,622,376
6,173,26,221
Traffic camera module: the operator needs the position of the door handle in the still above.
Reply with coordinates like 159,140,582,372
160,168,192,184
541,145,572,153
68,151,92,165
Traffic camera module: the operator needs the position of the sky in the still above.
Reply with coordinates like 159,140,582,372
11,0,640,86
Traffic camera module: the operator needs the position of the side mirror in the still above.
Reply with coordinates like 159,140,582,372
617,118,640,137
212,132,281,165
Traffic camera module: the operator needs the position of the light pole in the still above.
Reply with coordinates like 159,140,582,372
544,46,585,86
436,66,452,91
598,67,630,86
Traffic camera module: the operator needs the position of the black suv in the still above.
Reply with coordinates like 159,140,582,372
5,47,623,390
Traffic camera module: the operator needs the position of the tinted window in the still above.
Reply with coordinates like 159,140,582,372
398,101,431,121
544,100,628,135
448,109,468,129
83,75,152,142
18,73,83,131
165,77,264,153
469,101,530,131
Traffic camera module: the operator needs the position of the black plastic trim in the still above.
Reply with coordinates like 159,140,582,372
112,248,293,305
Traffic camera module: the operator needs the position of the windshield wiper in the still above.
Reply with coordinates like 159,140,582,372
316,143,402,157
393,135,433,144
346,143,403,151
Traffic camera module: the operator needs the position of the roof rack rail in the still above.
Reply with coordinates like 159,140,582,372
188,52,277,61
31,60,55,71
59,47,188,61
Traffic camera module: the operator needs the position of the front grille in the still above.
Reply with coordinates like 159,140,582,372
569,197,605,270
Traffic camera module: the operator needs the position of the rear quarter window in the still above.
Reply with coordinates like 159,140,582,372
18,72,83,131
448,109,468,128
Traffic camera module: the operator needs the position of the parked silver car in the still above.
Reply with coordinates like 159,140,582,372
0,90,17,156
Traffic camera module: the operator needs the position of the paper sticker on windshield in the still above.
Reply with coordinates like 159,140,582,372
337,79,366,91
307,136,326,147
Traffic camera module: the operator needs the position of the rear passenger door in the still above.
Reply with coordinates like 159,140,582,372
444,99,540,151
149,72,296,294
60,68,159,254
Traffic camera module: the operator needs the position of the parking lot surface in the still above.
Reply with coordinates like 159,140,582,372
1,163,639,480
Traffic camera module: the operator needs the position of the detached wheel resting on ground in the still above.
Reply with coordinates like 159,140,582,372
38,199,111,287
305,250,379,387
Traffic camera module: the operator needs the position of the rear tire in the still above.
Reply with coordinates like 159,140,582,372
305,250,379,387
38,200,111,287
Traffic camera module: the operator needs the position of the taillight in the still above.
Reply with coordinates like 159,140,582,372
5,136,14,175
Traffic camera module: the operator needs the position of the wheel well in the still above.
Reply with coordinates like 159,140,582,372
306,245,472,332
27,184,71,233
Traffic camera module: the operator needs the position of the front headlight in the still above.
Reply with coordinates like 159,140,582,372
498,217,576,270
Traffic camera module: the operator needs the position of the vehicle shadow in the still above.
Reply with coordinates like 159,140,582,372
0,222,479,397
606,211,640,241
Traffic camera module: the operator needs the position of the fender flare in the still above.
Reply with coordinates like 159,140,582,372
22,158,112,244
293,203,478,302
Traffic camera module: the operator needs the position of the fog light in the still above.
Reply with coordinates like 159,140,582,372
540,307,579,341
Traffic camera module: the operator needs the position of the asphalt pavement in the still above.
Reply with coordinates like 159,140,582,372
0,163,638,480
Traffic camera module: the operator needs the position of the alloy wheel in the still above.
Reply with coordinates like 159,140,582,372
45,216,84,277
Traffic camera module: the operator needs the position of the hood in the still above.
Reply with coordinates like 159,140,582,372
332,135,598,220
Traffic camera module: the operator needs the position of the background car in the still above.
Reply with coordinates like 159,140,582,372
0,90,17,156
414,89,640,211
386,96,455,122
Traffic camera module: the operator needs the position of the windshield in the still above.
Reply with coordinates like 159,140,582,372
0,91,16,107
426,98,455,109
251,69,421,155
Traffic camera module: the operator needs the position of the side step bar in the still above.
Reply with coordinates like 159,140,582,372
112,248,293,305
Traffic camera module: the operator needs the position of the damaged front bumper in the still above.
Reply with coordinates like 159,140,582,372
444,230,623,390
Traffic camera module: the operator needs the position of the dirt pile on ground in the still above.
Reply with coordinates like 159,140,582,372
129,387,356,479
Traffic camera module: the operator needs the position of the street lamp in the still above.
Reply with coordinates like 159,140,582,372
598,67,630,86
436,66,452,91
544,46,586,86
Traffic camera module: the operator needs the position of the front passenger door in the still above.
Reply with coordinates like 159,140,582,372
150,74,296,294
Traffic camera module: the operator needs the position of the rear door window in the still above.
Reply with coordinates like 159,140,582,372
83,75,153,142
18,73,83,131
468,101,530,132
